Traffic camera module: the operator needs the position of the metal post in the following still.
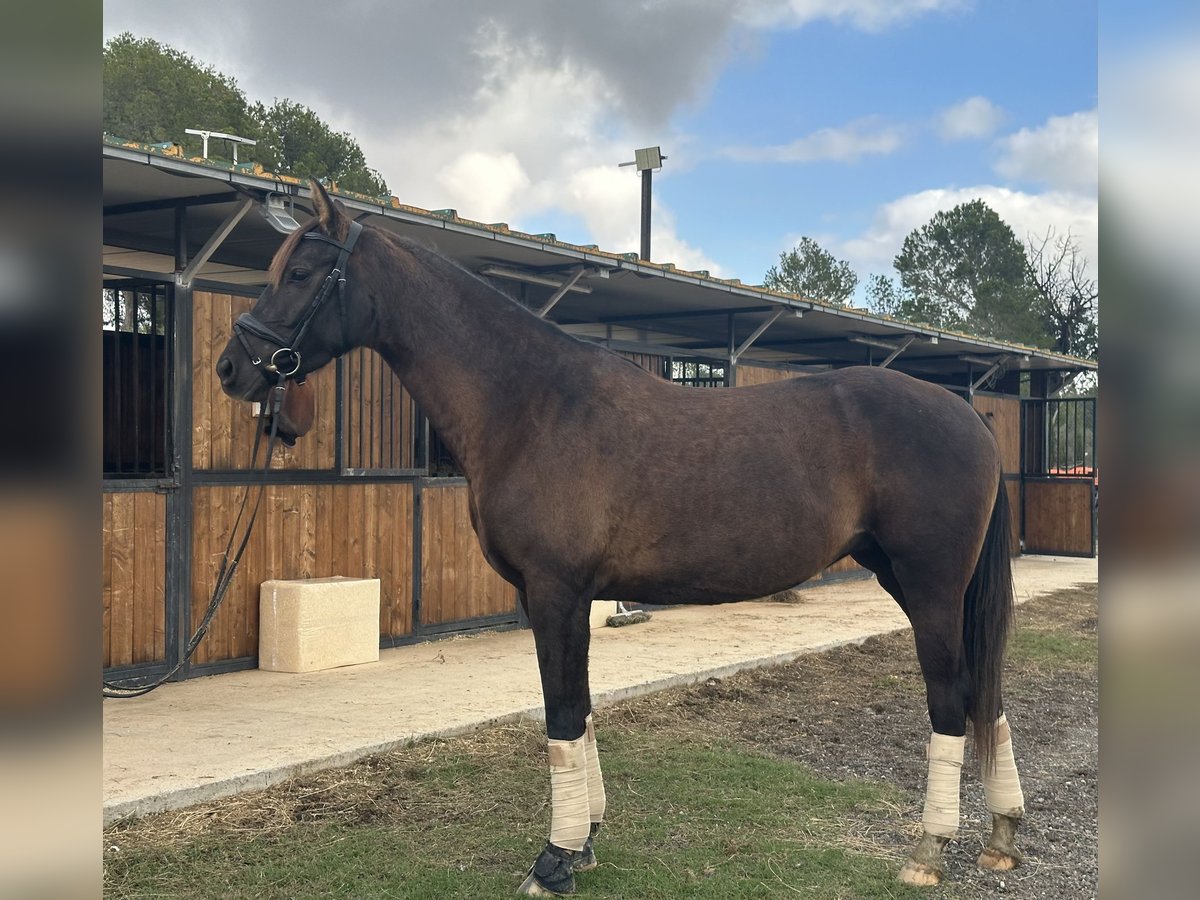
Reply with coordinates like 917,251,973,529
641,169,653,261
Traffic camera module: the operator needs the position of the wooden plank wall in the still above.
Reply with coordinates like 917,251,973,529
973,394,1020,473
102,491,166,668
1024,480,1095,556
615,351,668,378
736,364,801,387
420,484,518,625
189,483,415,664
972,393,1022,550
344,346,416,469
192,291,337,471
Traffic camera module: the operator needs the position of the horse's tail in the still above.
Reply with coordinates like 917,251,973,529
963,477,1015,772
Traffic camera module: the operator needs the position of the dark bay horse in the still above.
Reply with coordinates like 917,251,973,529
217,180,1026,894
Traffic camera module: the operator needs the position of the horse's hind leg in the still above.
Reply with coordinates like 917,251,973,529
853,543,965,884
978,711,1025,871
518,583,603,896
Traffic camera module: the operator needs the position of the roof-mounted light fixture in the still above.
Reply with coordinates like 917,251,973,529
259,193,302,234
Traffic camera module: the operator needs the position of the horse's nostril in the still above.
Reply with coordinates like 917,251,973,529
216,356,235,384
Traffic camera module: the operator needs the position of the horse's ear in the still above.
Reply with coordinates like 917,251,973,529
309,179,349,241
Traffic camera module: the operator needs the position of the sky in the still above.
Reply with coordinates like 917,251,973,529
103,0,1099,295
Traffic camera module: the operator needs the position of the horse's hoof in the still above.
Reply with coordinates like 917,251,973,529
572,823,600,873
571,841,596,873
979,812,1022,872
518,843,576,896
978,846,1021,871
897,860,943,887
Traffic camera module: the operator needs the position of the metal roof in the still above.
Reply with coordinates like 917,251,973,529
103,139,1096,386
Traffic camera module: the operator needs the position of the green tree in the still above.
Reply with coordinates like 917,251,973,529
865,273,909,318
892,199,1047,346
103,33,260,154
763,237,858,305
104,34,388,195
251,99,388,196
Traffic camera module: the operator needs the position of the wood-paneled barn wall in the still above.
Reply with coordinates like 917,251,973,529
972,393,1023,551
102,491,166,668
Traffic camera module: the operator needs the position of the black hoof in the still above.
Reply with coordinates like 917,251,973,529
518,843,577,896
573,823,601,873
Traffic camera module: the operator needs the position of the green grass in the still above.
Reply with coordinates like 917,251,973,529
105,732,925,900
1007,625,1096,671
105,587,1097,899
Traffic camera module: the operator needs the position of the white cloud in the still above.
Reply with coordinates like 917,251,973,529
994,110,1098,192
937,96,1004,140
353,30,725,276
736,0,969,32
722,118,904,163
837,185,1097,281
435,152,532,224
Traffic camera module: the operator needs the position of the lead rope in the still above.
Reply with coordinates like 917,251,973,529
103,376,288,698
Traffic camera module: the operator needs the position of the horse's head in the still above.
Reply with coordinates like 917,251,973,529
216,180,368,442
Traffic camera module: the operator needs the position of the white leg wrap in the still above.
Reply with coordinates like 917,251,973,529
922,732,965,838
547,735,591,851
982,714,1025,816
584,714,606,824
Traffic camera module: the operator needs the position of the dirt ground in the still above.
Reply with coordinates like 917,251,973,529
107,583,1097,898
607,583,1099,898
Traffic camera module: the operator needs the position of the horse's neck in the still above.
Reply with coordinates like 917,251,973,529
370,244,570,479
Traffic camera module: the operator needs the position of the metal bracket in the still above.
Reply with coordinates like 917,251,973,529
536,267,589,318
731,309,786,364
179,197,255,285
878,335,916,368
971,361,1004,392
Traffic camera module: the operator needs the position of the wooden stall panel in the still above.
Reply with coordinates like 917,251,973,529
103,491,166,668
344,347,416,469
190,482,415,664
615,351,669,378
973,394,1021,475
1005,478,1022,553
1023,479,1095,557
735,365,801,387
193,291,337,472
420,484,518,626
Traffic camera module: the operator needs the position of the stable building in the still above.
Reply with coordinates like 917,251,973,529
102,138,1097,685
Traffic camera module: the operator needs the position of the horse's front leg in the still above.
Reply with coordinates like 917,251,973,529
518,586,604,896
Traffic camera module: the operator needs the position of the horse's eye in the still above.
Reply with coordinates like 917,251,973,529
288,267,311,284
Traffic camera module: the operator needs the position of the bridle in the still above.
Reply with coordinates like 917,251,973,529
233,219,364,381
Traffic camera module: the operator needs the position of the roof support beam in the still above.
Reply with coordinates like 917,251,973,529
536,267,588,318
877,335,916,368
970,361,1004,392
598,304,777,324
104,191,241,218
731,309,786,364
179,197,255,286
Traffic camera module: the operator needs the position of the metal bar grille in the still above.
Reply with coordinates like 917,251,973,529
1021,397,1096,477
668,358,728,388
103,281,172,478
